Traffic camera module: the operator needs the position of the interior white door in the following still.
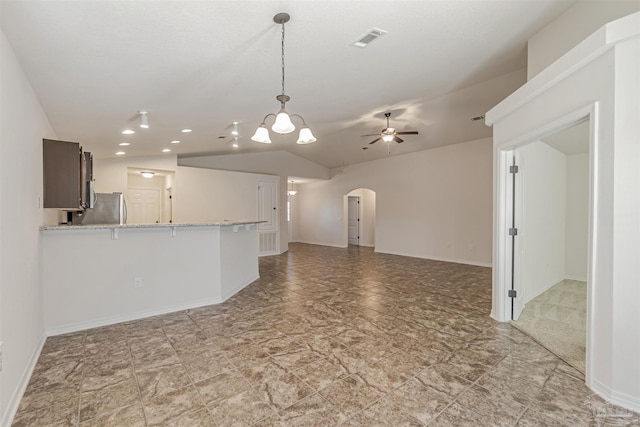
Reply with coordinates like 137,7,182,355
128,188,161,224
348,196,360,245
257,180,279,254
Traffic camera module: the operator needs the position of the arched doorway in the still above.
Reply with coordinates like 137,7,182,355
343,188,376,248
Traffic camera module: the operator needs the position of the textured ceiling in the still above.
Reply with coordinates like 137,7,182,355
1,0,576,169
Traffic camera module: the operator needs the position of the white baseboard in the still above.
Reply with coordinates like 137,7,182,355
1,334,46,427
46,297,222,336
565,275,587,282
294,240,347,249
590,378,640,413
373,249,492,268
220,275,260,302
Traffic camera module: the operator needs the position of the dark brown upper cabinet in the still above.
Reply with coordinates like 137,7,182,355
43,138,92,210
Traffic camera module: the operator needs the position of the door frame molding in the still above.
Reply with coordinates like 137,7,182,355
347,196,360,246
493,102,598,386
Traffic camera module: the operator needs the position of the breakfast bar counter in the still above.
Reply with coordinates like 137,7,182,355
40,221,262,335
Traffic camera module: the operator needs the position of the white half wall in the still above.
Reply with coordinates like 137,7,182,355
527,1,640,79
0,30,55,426
41,225,259,335
516,141,567,307
296,138,493,266
565,153,589,281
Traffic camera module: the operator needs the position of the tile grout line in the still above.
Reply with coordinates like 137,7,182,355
124,326,150,427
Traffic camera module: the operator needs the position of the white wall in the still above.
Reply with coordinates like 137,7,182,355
345,188,376,247
172,165,276,224
296,138,493,266
527,1,640,79
516,141,567,306
93,157,289,254
179,150,330,180
93,155,178,194
0,30,56,425
487,13,640,410
565,153,589,281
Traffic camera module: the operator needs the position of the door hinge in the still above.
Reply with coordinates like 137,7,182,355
508,289,517,298
510,165,519,173
508,228,518,236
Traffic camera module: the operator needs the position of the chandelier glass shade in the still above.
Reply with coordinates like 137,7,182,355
251,13,316,145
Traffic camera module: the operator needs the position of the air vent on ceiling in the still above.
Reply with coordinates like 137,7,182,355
470,115,485,122
352,28,388,48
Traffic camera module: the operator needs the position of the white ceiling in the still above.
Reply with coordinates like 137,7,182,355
543,120,590,155
1,0,577,169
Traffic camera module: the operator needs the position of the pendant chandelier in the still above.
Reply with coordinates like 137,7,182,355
251,13,316,145
288,180,297,196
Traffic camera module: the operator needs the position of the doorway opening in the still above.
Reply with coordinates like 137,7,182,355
509,119,590,374
343,188,376,248
126,168,175,224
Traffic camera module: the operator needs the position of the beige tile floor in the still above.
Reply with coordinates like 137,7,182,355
512,279,587,374
12,244,640,426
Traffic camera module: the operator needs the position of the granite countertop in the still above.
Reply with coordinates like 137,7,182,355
40,220,265,231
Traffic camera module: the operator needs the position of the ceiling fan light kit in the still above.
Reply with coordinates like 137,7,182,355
251,12,316,145
362,112,418,146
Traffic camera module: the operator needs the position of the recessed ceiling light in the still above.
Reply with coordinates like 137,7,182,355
181,129,192,133
119,142,130,146
122,130,135,135
162,148,171,153
170,140,181,144
115,151,126,155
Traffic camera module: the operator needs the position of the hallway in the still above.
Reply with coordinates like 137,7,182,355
12,244,637,426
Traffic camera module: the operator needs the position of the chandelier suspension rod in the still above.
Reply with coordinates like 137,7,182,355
280,19,286,99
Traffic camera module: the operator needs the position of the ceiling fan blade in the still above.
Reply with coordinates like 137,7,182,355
396,131,419,135
369,137,381,145
360,134,380,137
394,136,404,143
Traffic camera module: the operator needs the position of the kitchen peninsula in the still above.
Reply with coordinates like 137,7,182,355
40,221,262,335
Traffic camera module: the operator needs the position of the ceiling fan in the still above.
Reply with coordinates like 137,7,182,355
361,112,419,144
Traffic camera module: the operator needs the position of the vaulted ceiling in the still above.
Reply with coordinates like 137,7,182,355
1,0,576,168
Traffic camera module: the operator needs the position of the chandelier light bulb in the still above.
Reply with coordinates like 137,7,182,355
297,126,317,144
382,134,394,143
272,111,295,134
251,124,272,143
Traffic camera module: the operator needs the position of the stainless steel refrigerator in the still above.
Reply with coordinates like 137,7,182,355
73,192,127,225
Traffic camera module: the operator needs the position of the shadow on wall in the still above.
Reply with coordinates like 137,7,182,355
344,188,376,248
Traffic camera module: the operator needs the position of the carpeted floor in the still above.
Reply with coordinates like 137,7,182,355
512,279,587,373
